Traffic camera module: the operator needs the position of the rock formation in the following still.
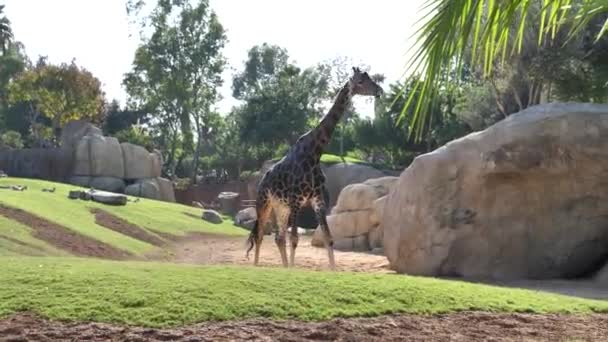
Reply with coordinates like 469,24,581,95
383,103,608,280
312,176,397,251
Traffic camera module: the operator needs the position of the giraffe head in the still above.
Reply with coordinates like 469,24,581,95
349,67,383,97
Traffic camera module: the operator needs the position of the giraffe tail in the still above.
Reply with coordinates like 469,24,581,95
245,219,259,259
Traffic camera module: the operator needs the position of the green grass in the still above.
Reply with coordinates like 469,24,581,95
0,178,247,256
0,257,607,327
0,216,68,257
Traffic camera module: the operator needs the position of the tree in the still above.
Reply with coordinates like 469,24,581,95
232,43,330,148
401,0,608,140
0,5,13,55
102,99,149,136
7,58,106,145
124,0,227,182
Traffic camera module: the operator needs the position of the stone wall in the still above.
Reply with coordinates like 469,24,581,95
0,148,74,182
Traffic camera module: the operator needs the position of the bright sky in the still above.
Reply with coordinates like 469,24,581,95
3,0,424,117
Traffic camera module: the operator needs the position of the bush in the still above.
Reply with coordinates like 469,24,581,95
1,130,24,149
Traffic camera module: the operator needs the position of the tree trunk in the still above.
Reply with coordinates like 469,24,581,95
191,124,203,185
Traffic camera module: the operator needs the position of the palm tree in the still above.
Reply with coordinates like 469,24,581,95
401,0,608,141
0,5,14,55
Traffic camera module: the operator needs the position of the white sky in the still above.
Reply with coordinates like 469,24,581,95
3,0,424,117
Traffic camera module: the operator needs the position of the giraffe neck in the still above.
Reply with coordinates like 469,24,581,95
313,82,353,148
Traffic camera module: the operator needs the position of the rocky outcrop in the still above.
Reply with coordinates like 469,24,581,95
73,135,124,178
90,177,126,193
0,148,74,182
383,103,608,280
156,177,176,202
121,143,162,180
312,176,397,251
125,179,160,199
60,120,103,150
322,163,387,208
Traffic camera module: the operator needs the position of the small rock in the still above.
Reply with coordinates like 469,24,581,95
68,190,81,199
89,190,127,206
235,207,256,225
202,210,223,224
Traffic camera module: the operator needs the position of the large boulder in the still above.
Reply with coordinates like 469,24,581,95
121,143,161,180
60,120,102,150
156,177,176,202
323,163,386,208
90,176,126,193
73,135,124,178
125,178,160,200
383,103,608,280
312,176,398,250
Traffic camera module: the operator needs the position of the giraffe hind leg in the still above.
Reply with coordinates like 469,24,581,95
247,196,271,266
312,195,336,271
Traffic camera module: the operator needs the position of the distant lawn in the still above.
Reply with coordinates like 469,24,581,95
0,178,247,256
0,257,607,327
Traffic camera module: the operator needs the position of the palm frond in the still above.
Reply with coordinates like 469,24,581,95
401,0,608,141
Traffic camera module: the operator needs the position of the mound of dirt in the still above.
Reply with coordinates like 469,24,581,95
91,208,165,247
0,204,130,259
2,312,608,341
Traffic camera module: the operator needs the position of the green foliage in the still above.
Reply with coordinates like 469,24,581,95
7,58,106,143
114,125,153,150
0,5,14,55
1,257,607,327
0,130,22,149
103,100,149,136
0,178,246,256
401,0,608,140
231,43,330,147
124,0,227,179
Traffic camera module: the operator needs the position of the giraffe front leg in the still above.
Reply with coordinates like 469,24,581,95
312,195,336,271
288,208,299,267
274,205,290,268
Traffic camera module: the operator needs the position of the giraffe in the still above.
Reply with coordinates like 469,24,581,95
246,67,383,270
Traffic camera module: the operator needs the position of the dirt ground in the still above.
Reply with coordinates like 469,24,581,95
0,204,131,260
148,232,391,273
2,311,608,341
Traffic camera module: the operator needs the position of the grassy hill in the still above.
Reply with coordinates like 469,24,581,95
0,177,247,257
1,177,608,329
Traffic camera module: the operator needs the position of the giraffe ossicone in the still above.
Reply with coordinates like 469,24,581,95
246,67,383,270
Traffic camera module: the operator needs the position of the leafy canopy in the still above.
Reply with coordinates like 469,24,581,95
401,0,608,140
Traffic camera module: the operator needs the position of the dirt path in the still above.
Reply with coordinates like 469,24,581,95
3,311,608,341
148,233,391,273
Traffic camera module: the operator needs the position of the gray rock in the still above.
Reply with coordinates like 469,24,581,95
202,210,223,224
90,177,126,193
121,143,160,180
89,190,127,206
235,207,256,225
68,190,81,199
383,102,608,280
156,177,175,202
69,176,91,188
125,179,160,200
73,135,124,178
60,120,102,150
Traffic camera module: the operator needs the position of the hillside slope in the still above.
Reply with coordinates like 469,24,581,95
0,178,247,257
